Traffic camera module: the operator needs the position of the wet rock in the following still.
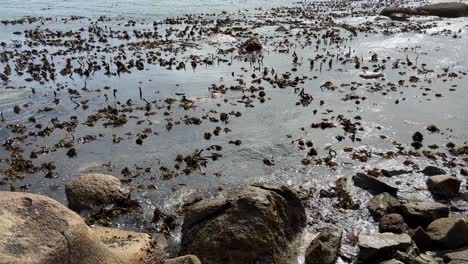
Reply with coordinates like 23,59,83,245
427,175,461,198
380,259,405,264
379,214,407,234
367,192,401,220
165,255,201,264
399,202,449,228
275,26,288,32
358,233,413,262
305,228,342,264
91,227,164,264
0,191,126,264
65,173,130,212
353,173,398,195
240,37,262,53
180,184,306,264
426,218,468,250
412,132,424,143
335,177,358,210
410,227,433,252
421,166,446,176
426,125,439,133
416,2,468,18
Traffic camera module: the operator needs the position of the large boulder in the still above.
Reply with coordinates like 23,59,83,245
358,233,413,262
399,202,449,227
367,192,401,220
426,218,468,250
427,175,461,198
305,228,342,264
0,191,160,264
180,184,306,264
91,227,164,264
416,2,468,18
353,173,398,195
65,173,130,211
441,247,468,264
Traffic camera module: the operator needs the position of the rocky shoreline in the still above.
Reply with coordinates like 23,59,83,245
0,0,467,263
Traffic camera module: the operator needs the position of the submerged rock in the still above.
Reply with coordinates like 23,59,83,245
180,184,306,264
426,218,468,250
399,202,449,227
367,192,401,220
353,173,398,195
239,37,262,53
427,175,461,198
305,228,342,264
358,233,413,262
421,166,446,176
65,173,130,211
0,191,159,264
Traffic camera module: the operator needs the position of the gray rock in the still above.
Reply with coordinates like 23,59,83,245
421,166,446,176
353,173,398,195
65,173,130,211
380,260,405,264
379,214,407,234
358,233,413,262
426,218,468,250
165,255,201,264
305,228,342,264
441,247,468,264
416,2,468,18
427,175,461,198
180,184,306,264
367,192,401,220
399,202,449,227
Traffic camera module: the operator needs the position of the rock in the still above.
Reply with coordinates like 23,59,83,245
426,218,468,250
441,247,468,264
416,2,468,18
305,228,342,264
358,233,413,262
275,26,288,32
335,177,358,210
427,175,461,198
180,184,306,264
367,192,401,220
91,227,164,264
421,166,446,176
410,227,433,252
165,255,201,264
353,173,398,195
427,125,440,133
380,259,405,264
0,191,124,264
381,169,412,177
240,37,262,53
413,132,424,142
65,173,130,211
379,214,407,234
399,202,449,227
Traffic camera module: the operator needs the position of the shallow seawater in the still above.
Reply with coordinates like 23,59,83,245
0,0,467,261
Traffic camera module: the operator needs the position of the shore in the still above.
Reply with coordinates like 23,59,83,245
0,0,467,263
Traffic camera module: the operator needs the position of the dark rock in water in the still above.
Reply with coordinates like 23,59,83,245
421,166,446,176
411,141,423,149
410,226,433,251
367,192,401,220
379,214,407,234
275,26,288,32
180,184,306,264
399,202,449,228
416,2,468,18
426,218,468,250
427,175,461,198
335,177,359,210
305,228,342,264
381,169,412,177
240,37,262,53
358,233,412,262
427,125,440,133
412,132,424,143
353,173,398,196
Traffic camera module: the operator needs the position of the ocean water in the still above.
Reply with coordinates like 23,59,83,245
0,0,296,19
